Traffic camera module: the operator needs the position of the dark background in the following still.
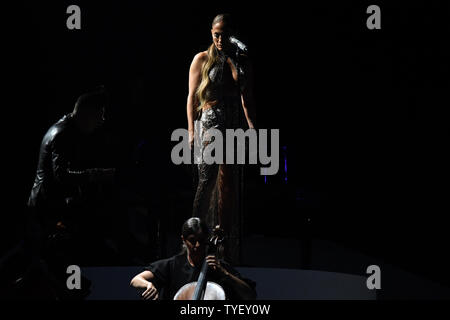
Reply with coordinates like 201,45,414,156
3,0,450,292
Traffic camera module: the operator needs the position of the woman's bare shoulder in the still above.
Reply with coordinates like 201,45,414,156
193,51,208,63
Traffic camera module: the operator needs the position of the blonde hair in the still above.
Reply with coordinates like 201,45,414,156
195,43,219,112
195,14,233,112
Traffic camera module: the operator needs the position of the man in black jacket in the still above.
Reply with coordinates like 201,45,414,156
27,87,116,268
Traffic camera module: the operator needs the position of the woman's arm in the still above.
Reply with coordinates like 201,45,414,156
130,270,153,289
241,89,256,130
206,255,257,300
221,269,257,300
187,52,206,147
240,61,256,129
130,270,159,300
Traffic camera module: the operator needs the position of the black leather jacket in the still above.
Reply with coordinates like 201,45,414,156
28,114,91,209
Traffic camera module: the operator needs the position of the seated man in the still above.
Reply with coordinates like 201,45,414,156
130,217,256,300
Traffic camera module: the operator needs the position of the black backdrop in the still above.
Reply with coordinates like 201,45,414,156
3,0,450,290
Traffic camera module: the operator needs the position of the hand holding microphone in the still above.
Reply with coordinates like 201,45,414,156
228,35,248,54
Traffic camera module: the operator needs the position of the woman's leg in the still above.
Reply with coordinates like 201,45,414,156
217,164,234,233
192,106,224,228
192,162,219,228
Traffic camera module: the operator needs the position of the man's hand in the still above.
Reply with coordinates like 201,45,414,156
87,168,115,183
142,282,159,300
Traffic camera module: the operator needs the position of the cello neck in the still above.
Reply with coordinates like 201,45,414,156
192,256,209,300
192,227,224,300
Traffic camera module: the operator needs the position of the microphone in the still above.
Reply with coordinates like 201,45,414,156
229,36,248,53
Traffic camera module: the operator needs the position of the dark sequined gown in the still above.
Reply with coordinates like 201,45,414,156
192,50,247,264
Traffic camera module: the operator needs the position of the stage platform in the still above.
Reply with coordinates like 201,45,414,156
82,266,377,300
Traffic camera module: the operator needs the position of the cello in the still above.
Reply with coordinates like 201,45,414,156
173,226,226,300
